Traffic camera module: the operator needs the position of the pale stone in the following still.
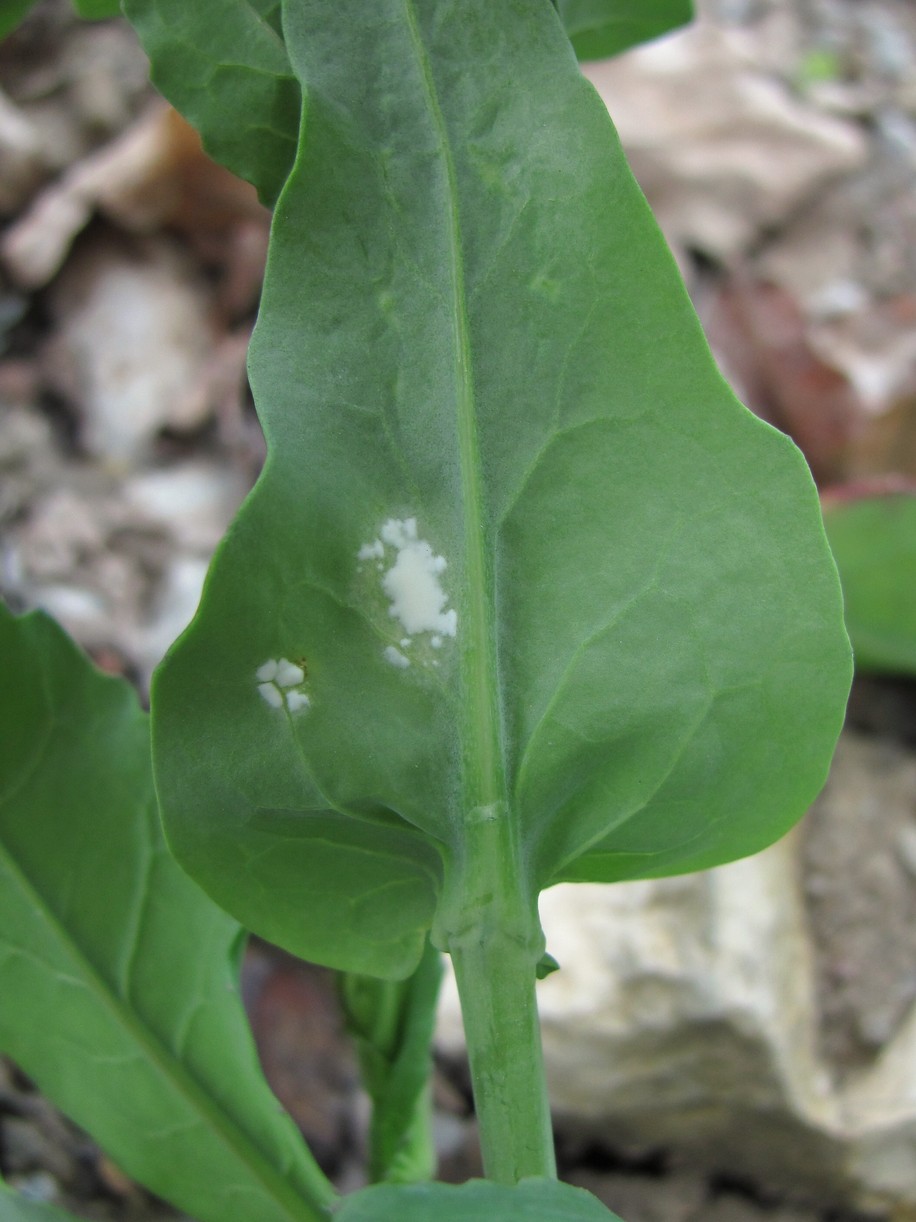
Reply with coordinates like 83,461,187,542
123,462,248,552
43,233,217,463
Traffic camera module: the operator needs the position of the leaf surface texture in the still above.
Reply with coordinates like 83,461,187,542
556,0,692,59
153,0,850,975
0,607,334,1222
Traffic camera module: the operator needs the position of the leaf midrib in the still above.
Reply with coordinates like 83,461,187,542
0,775,329,1222
401,0,507,821
243,0,289,56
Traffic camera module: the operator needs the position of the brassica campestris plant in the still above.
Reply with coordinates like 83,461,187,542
0,2,851,1219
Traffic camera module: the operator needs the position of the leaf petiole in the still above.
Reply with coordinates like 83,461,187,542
437,812,556,1184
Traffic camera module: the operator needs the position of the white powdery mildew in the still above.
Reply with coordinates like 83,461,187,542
256,657,310,713
358,517,457,668
383,645,411,670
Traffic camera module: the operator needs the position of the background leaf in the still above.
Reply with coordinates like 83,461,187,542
122,0,300,205
70,0,121,18
0,605,336,1222
556,0,693,59
822,490,916,675
152,0,849,978
334,1178,624,1220
0,0,39,40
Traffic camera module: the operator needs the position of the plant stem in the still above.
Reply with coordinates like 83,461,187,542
439,814,556,1184
410,0,555,1178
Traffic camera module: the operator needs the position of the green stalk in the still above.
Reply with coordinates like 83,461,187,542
438,815,556,1184
406,2,555,1182
339,940,442,1185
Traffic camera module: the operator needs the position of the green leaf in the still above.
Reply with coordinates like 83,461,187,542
0,0,39,40
0,605,336,1222
535,953,560,981
822,490,916,675
70,0,121,18
250,0,283,36
334,1178,625,1221
340,939,443,1182
0,1181,84,1222
152,0,850,979
121,0,300,205
557,0,693,59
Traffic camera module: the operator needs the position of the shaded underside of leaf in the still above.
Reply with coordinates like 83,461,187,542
153,0,849,977
122,0,300,205
556,0,693,59
823,491,916,676
0,606,334,1222
334,1177,624,1220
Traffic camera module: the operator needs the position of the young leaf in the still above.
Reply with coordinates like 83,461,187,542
340,939,443,1183
0,605,336,1222
0,0,39,40
153,0,849,980
121,0,300,205
0,1181,84,1222
556,0,693,59
334,1178,624,1221
822,490,916,675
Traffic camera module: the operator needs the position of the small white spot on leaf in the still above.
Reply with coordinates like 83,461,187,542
285,690,311,712
275,658,305,687
256,659,279,682
381,518,418,547
258,681,284,709
439,609,457,636
384,645,411,670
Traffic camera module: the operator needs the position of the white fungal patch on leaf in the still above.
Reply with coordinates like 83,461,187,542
275,658,305,687
256,657,310,713
358,517,458,657
384,645,411,670
257,681,284,709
